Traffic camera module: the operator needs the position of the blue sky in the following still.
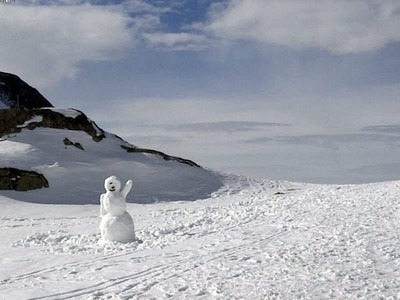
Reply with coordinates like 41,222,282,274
1,0,400,183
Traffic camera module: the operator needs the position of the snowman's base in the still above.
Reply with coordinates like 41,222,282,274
100,212,135,243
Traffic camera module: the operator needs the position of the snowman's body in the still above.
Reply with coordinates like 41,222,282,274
99,211,135,243
99,176,135,243
101,191,127,216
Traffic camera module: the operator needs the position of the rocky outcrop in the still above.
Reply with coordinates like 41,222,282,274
121,145,200,167
0,168,49,191
63,138,84,150
0,108,105,142
0,71,53,109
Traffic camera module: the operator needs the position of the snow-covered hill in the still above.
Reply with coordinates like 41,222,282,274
1,177,400,299
0,108,223,204
0,71,223,204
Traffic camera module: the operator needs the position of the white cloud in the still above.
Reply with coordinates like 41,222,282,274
143,32,208,50
123,0,172,15
247,134,400,149
84,82,400,184
0,4,133,87
205,0,400,54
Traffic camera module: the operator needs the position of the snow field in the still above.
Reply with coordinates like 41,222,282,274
1,177,400,299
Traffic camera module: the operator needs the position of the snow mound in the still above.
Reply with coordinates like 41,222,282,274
13,223,203,255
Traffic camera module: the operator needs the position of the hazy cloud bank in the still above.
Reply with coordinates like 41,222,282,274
205,0,400,54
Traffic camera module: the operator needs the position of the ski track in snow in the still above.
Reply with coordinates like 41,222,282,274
1,177,400,299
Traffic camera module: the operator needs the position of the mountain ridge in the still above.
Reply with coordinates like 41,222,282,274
0,71,53,109
0,72,222,203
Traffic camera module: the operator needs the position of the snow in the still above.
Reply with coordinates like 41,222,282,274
42,108,82,119
16,115,43,128
0,126,222,204
1,177,400,299
1,107,400,298
0,140,36,162
100,212,136,243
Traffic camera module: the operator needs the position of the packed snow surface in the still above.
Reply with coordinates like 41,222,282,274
1,176,400,299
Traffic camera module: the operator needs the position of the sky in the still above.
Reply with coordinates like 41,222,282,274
1,0,400,184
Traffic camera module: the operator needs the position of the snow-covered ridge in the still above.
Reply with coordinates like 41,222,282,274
41,108,81,119
0,107,106,142
0,108,223,204
0,71,223,203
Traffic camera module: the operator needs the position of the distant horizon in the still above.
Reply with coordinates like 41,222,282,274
1,0,400,184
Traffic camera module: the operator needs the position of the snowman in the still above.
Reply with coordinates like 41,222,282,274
99,175,135,243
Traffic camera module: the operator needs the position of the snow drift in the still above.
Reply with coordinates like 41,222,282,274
1,178,400,299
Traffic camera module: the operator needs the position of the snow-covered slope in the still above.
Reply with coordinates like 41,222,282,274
1,177,400,299
0,108,223,204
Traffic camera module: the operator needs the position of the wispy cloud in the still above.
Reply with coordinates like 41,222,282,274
361,125,400,135
0,3,133,87
165,121,291,133
247,133,400,149
3,0,400,184
123,0,172,14
143,32,209,50
204,0,400,54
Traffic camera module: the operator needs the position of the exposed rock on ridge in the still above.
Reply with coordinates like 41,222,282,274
0,108,200,167
121,145,200,167
0,108,106,142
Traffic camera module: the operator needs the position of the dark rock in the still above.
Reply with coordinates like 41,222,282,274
0,71,53,109
120,145,200,167
40,108,106,142
0,108,33,137
0,167,49,191
0,108,105,142
63,137,84,150
274,192,285,195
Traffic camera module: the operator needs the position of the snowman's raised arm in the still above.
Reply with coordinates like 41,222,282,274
100,193,107,217
122,179,133,199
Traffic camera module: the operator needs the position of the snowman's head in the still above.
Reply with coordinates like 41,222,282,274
104,175,121,192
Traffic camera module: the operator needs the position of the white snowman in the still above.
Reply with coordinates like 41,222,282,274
99,175,135,243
